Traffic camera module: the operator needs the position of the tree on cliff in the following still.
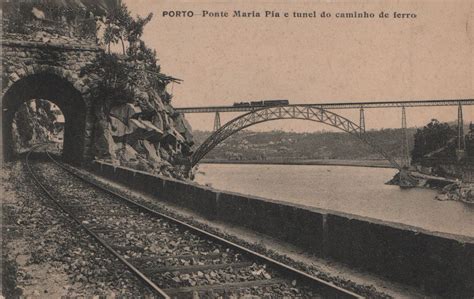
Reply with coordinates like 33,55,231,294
411,119,457,163
102,3,153,55
83,3,179,108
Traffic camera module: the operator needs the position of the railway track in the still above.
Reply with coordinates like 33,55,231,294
26,145,363,298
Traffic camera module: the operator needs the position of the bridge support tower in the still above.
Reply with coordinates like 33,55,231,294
458,103,465,150
213,112,221,131
359,107,365,134
456,103,466,160
401,106,410,168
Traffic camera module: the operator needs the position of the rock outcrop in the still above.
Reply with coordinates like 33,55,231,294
435,183,474,203
97,97,194,179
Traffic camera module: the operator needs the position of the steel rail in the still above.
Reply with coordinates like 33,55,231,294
44,152,363,298
174,98,474,113
25,145,171,299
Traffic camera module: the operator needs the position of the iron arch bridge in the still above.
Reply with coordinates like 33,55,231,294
190,105,403,169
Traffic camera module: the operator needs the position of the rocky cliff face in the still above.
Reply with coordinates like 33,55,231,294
87,53,194,180
95,94,194,180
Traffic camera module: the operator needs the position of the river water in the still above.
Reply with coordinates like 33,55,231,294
195,164,474,238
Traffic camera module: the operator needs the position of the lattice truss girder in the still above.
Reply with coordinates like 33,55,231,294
192,106,402,169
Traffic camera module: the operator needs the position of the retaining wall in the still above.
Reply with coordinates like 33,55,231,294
90,161,474,297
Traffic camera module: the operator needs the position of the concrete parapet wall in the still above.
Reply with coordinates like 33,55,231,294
90,161,474,297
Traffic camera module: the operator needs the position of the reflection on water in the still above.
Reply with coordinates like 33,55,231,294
195,164,474,237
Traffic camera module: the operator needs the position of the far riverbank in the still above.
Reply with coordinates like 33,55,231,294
200,159,394,168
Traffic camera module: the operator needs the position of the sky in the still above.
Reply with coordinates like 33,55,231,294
124,0,473,132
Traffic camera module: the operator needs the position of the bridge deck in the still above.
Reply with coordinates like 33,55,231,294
175,98,474,113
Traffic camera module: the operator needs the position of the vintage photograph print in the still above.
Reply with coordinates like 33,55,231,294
1,0,473,298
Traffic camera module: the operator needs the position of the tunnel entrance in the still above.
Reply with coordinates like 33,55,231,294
2,73,87,164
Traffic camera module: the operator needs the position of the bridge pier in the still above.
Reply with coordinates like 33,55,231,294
359,108,365,134
456,103,466,160
213,112,221,131
458,103,465,150
401,106,410,168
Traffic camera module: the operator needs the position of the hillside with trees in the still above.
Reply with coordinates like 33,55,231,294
411,119,457,163
411,119,474,166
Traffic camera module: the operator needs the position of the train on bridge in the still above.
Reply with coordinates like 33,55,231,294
233,99,289,107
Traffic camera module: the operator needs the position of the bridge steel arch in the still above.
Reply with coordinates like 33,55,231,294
191,105,402,169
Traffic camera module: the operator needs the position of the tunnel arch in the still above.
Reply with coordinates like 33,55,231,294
191,105,402,169
2,73,87,163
